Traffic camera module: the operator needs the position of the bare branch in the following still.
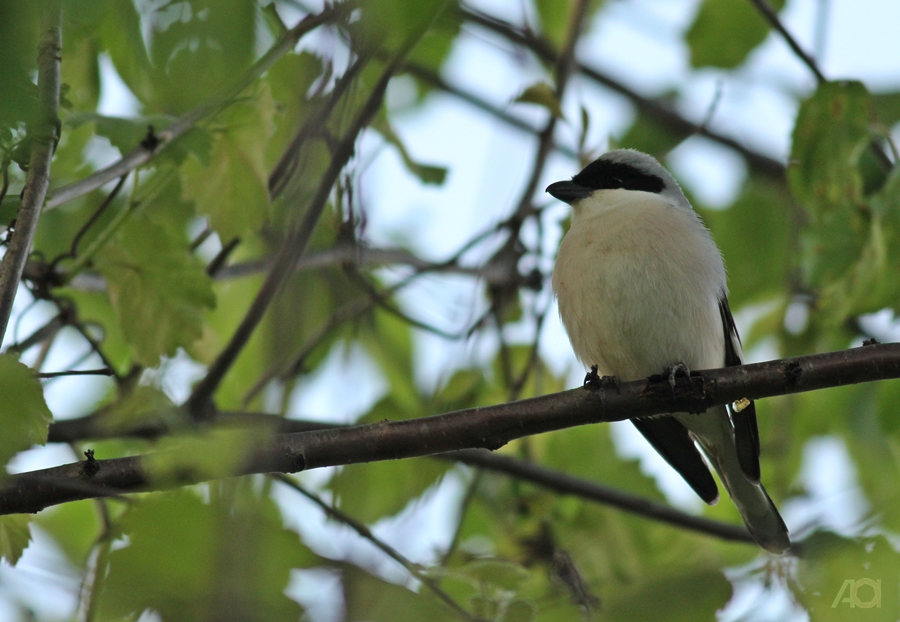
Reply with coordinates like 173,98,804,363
8,343,900,515
0,0,62,341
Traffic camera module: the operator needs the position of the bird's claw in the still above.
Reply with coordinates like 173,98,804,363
584,365,620,398
666,362,691,398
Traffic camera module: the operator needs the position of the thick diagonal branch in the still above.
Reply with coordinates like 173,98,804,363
5,343,900,515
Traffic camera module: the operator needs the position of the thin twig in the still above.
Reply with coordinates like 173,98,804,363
461,5,786,179
0,0,63,342
49,173,128,271
448,449,753,544
38,368,113,379
403,62,579,160
747,0,826,84
273,475,481,622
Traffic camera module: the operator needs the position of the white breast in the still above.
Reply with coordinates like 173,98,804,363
552,189,727,381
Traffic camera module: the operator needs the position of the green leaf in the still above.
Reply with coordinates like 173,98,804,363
702,177,792,307
0,1,39,129
148,0,256,112
602,568,732,621
96,214,216,366
0,515,32,565
342,564,457,622
34,500,102,567
686,0,786,69
872,90,900,127
143,426,273,486
181,85,275,240
352,0,450,57
101,489,313,621
375,117,448,185
98,0,155,105
329,450,451,523
53,287,134,374
789,81,873,294
793,532,900,619
515,82,563,119
0,354,52,471
617,101,691,159
358,309,420,414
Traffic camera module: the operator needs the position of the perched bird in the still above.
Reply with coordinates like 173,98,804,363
547,149,790,554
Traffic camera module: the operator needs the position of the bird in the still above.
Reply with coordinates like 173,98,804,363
547,148,790,554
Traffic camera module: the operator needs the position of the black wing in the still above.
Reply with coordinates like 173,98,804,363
631,416,719,505
719,296,761,483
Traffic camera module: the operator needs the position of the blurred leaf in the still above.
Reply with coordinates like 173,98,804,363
407,7,461,72
54,287,134,374
0,1,39,130
182,85,275,239
603,567,732,620
872,91,900,127
375,117,448,185
99,385,178,436
99,0,155,105
534,0,574,48
147,0,256,112
686,0,786,69
702,177,792,307
793,532,900,619
143,426,273,485
789,81,873,305
0,515,31,565
34,500,102,567
515,82,563,119
618,101,691,159
101,489,313,620
342,564,457,622
329,400,451,522
264,51,326,165
0,354,52,472
351,0,450,56
96,213,216,366
359,308,420,414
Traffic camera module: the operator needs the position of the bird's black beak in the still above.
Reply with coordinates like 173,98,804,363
545,180,593,204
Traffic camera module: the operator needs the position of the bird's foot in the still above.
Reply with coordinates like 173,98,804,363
584,365,620,392
666,362,691,399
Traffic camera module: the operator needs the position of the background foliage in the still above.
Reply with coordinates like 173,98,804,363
0,0,899,620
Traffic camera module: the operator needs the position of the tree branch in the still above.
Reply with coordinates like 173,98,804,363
446,449,754,544
0,0,62,341
7,342,900,515
47,413,755,544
